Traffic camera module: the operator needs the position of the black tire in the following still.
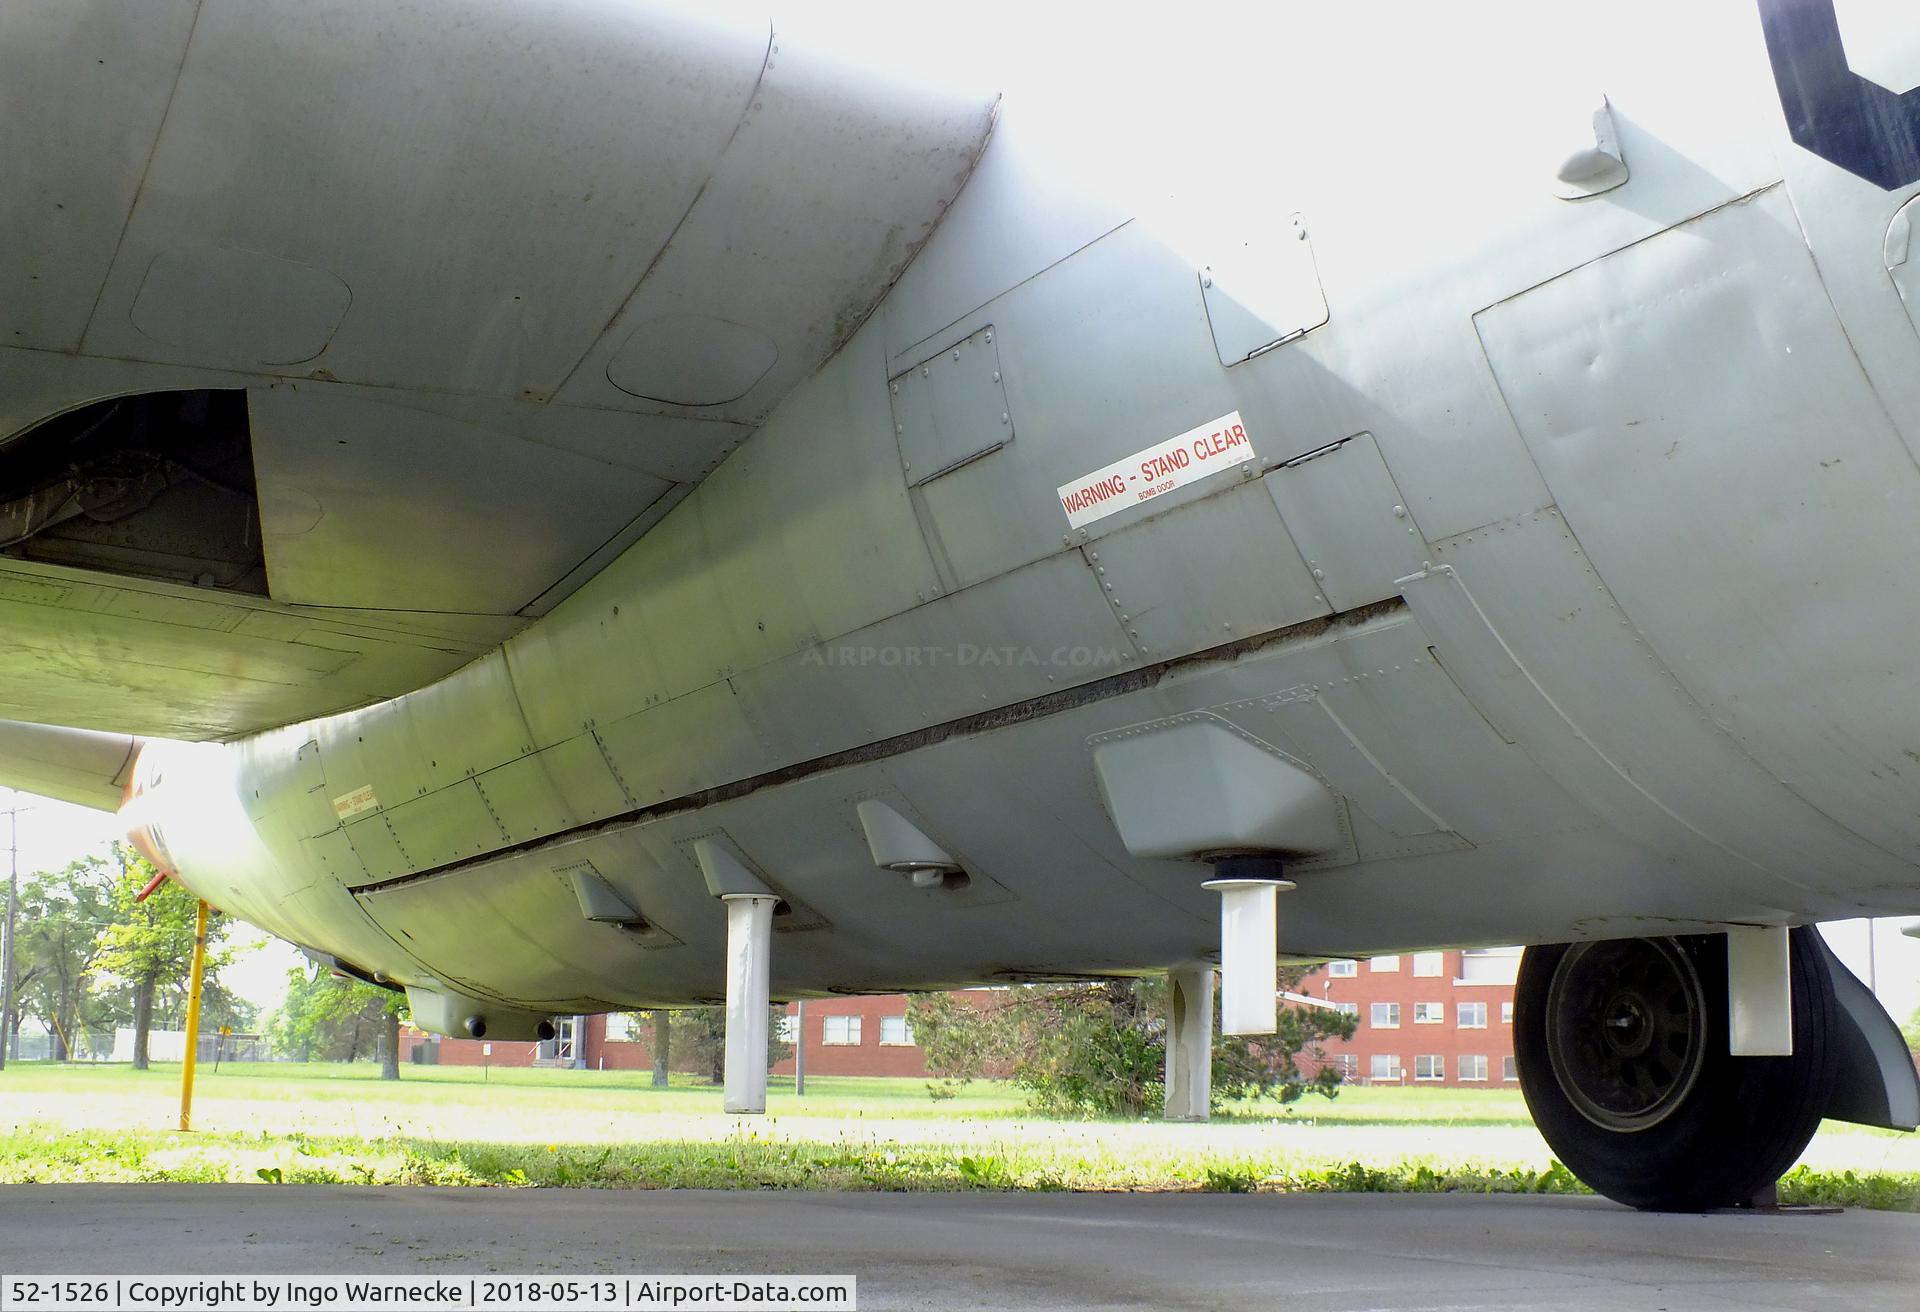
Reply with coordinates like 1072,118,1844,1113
1513,927,1838,1211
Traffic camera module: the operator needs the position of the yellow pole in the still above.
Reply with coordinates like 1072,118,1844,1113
178,900,209,1132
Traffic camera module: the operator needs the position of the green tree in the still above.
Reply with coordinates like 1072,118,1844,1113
93,849,223,1071
270,968,407,1076
9,858,117,1059
378,993,407,1080
662,1007,792,1085
192,976,259,1039
907,971,1358,1119
1902,1003,1920,1054
649,1008,671,1088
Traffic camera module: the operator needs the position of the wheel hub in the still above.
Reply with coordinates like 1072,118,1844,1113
1544,938,1707,1133
1601,994,1653,1057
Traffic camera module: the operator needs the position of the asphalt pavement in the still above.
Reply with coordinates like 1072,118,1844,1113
1,1186,1916,1310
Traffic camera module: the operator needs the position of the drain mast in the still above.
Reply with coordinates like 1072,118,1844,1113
133,867,210,1131
177,899,210,1130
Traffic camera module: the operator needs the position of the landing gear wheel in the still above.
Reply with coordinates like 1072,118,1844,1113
1513,927,1838,1212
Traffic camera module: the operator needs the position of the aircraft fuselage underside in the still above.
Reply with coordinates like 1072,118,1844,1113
11,2,1920,1018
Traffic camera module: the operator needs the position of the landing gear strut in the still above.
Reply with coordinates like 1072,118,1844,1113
1513,927,1839,1211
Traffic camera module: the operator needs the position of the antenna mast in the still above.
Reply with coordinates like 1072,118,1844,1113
0,789,18,1071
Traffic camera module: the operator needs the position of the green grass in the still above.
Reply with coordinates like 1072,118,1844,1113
1,1062,1915,1208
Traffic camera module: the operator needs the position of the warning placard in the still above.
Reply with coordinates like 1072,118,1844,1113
1057,411,1256,529
332,785,379,821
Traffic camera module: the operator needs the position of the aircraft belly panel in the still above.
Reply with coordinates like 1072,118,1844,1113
879,108,1131,364
1263,433,1431,611
0,1,197,351
592,682,766,815
522,734,636,828
297,828,367,896
247,387,674,614
548,22,996,423
0,556,507,738
236,734,331,834
76,0,775,398
348,781,502,883
1416,512,1918,909
349,600,1868,1007
1885,194,1920,347
725,550,1135,769
59,1,1920,1010
499,327,948,755
1070,479,1327,660
373,650,533,784
460,753,581,848
338,814,408,884
890,326,1013,488
1770,78,1920,474
1477,184,1920,879
357,752,1208,1007
901,223,1260,589
357,859,660,1012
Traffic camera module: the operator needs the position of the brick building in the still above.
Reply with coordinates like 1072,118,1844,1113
1297,947,1521,1087
397,960,1522,1088
772,995,933,1078
400,994,949,1078
399,1014,608,1070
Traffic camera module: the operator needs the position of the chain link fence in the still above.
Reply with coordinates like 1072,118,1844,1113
4,1029,284,1063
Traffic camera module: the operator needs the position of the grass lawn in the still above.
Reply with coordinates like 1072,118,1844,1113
1,1062,1915,1208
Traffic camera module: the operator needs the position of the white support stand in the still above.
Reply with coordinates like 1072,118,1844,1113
1727,925,1793,1056
1201,877,1294,1036
1164,965,1214,1122
722,893,778,1114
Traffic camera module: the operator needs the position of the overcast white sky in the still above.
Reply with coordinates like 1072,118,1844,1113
3,791,305,1017
5,790,1919,1027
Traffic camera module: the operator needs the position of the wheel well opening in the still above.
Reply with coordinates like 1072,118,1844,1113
0,388,266,595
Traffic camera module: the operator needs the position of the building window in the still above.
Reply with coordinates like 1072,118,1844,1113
1413,1002,1444,1024
1327,959,1357,977
879,1016,914,1047
1331,1053,1358,1077
1411,952,1444,977
1502,1055,1518,1082
1370,1002,1400,1029
1332,1001,1359,1017
1457,1001,1488,1029
1459,1054,1488,1082
1501,1001,1513,1025
776,1015,799,1044
605,1013,638,1042
1414,1054,1445,1081
1458,947,1523,984
1371,955,1401,973
822,1015,862,1046
1370,1054,1402,1081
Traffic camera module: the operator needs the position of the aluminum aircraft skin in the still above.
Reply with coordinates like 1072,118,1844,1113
7,0,1920,1207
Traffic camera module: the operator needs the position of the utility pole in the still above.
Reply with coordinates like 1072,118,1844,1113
793,999,806,1098
0,789,18,1072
